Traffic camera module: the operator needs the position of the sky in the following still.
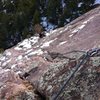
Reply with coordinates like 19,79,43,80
95,0,100,4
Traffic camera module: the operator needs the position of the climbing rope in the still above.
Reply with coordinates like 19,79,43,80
52,48,100,100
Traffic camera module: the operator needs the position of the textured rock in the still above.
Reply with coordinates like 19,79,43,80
37,55,100,99
0,6,100,100
0,68,38,100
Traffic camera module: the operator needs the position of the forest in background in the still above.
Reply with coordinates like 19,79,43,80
0,0,98,50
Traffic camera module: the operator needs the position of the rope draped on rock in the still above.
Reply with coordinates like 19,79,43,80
52,48,100,100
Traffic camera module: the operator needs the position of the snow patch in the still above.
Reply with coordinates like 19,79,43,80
28,49,43,56
25,49,33,54
19,39,32,49
72,24,85,33
29,36,39,44
0,68,10,74
6,51,11,56
16,71,22,75
72,16,94,34
17,55,23,60
4,69,10,72
45,29,58,36
11,0,13,3
59,41,67,46
2,62,7,66
78,2,83,7
41,17,48,28
83,16,94,24
2,59,11,66
14,46,22,50
41,38,57,48
0,56,6,61
24,55,30,60
60,31,63,33
41,17,57,31
6,59,11,63
14,36,39,50
11,64,17,69
51,29,58,33
34,45,39,48
46,23,56,31
45,32,50,36
69,34,74,37
62,0,66,8
79,25,86,29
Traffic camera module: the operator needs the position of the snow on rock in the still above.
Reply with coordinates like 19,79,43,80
45,29,58,36
17,39,32,49
11,64,17,69
83,16,94,24
41,38,57,48
0,56,6,61
69,34,74,37
16,70,22,74
2,59,11,67
5,51,12,56
25,49,33,55
72,24,86,33
17,55,23,60
14,36,39,50
29,36,39,44
28,49,44,56
59,41,67,46
71,16,95,34
45,27,65,37
45,25,71,37
14,46,22,50
0,68,11,73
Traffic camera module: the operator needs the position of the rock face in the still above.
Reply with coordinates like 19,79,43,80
0,6,100,100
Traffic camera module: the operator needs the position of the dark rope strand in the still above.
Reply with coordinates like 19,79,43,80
52,52,90,100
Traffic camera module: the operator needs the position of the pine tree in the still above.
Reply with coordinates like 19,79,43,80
46,0,62,25
0,0,96,49
33,10,40,25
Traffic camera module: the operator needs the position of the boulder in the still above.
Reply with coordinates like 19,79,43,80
0,6,100,100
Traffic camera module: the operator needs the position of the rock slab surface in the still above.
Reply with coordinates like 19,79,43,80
0,6,100,100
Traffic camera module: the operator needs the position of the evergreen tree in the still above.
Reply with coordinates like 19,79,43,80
33,10,40,25
0,0,96,49
46,0,62,25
